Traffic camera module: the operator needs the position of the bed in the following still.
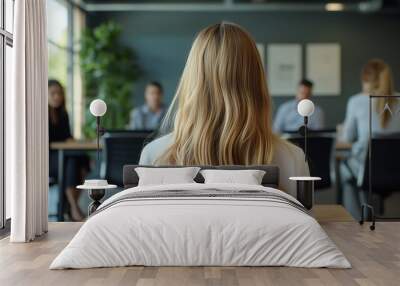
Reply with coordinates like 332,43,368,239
50,165,350,269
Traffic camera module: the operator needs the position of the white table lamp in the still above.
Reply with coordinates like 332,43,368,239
90,99,107,176
297,99,315,163
80,99,115,215
297,99,315,118
90,99,107,117
293,99,320,210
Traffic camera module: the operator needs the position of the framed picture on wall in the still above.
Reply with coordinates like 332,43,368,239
306,43,341,96
266,44,302,96
256,43,265,68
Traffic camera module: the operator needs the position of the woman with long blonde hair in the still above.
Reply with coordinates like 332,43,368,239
140,22,308,196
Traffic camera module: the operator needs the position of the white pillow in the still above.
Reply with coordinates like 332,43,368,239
135,167,201,186
200,169,266,185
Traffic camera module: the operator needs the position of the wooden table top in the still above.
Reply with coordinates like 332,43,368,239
50,141,101,150
50,140,351,151
335,141,352,151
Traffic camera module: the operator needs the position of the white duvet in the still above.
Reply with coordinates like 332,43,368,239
50,183,351,269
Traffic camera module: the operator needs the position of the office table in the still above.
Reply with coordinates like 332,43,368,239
50,141,100,150
335,141,351,151
50,141,102,221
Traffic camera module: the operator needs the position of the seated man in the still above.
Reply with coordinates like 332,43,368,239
129,81,166,130
273,79,325,133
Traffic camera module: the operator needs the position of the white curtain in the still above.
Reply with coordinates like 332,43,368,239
8,0,49,242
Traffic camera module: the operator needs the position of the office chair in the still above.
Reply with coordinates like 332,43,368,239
356,136,400,230
287,136,335,190
283,129,336,137
101,131,154,186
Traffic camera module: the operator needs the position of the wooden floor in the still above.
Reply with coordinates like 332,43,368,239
1,208,399,286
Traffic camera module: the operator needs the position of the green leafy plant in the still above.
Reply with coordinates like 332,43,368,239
80,21,140,138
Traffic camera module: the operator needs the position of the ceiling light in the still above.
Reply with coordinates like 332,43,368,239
325,3,345,11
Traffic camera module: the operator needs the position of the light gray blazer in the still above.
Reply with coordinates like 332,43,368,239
139,133,309,197
342,93,400,163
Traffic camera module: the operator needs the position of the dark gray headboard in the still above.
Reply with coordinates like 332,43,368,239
123,165,279,189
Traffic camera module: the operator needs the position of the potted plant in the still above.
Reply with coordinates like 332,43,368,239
80,21,140,138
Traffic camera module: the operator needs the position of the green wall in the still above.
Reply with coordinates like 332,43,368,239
89,11,400,128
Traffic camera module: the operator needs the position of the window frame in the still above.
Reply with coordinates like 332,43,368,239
0,0,84,230
48,0,86,139
0,0,13,232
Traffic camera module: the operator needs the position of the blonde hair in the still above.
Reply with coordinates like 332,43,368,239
361,59,395,128
156,22,280,165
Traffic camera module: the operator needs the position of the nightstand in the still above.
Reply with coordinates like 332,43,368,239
289,176,321,210
77,180,117,215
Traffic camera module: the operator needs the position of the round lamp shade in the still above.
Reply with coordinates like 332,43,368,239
90,99,107,117
297,99,315,117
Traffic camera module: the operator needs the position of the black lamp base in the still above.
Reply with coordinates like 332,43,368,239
296,180,314,210
88,189,105,215
289,177,321,210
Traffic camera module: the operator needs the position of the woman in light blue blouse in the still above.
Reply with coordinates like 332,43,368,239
341,59,400,219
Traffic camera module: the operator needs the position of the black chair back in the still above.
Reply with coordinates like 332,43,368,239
101,131,155,186
287,136,334,189
360,137,400,193
283,129,336,136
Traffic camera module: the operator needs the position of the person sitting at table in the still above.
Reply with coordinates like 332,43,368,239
129,81,166,130
48,79,89,221
340,59,400,219
273,79,325,133
342,59,400,170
